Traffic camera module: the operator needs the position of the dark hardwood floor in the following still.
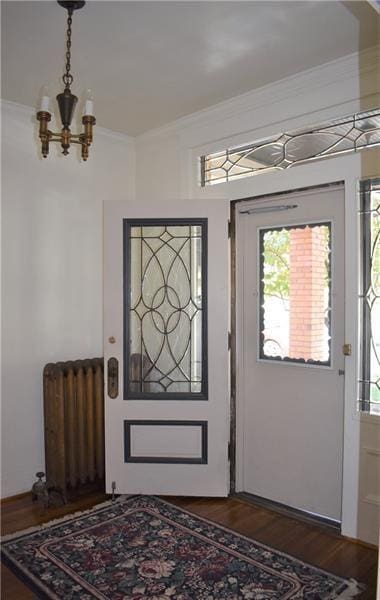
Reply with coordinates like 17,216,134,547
1,492,378,599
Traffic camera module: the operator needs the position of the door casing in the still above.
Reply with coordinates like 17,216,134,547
189,150,361,538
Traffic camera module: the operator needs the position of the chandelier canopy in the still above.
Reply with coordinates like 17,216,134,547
36,0,95,161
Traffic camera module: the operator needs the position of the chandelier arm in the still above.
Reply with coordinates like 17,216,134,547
49,132,68,141
46,137,82,145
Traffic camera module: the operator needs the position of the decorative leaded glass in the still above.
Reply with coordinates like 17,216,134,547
259,222,331,366
124,219,207,399
201,109,380,186
359,178,380,415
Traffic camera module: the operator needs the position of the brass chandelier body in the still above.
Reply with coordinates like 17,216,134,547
36,1,95,161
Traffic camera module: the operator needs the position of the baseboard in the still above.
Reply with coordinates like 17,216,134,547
0,491,32,504
1,481,105,506
235,492,341,532
340,533,378,550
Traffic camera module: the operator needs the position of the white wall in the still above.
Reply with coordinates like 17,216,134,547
1,44,379,543
1,101,135,497
135,47,380,541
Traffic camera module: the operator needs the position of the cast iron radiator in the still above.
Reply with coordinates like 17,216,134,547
43,358,105,500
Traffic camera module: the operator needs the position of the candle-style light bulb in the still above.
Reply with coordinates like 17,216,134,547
83,89,94,116
40,85,50,112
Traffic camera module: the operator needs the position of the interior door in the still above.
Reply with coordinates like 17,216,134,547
236,184,345,522
104,197,230,496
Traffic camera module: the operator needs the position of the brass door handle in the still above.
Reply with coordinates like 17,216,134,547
107,357,119,398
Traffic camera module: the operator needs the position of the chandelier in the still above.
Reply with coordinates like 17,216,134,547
36,1,95,161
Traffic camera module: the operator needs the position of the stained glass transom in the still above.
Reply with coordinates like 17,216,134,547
124,220,207,399
359,179,380,415
201,109,380,186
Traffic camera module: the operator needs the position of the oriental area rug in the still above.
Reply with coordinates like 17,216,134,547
1,495,363,599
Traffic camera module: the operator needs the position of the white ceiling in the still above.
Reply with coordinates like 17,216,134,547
2,1,379,136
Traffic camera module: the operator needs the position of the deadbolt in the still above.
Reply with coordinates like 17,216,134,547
108,336,116,344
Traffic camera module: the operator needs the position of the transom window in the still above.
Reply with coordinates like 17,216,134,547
201,109,380,186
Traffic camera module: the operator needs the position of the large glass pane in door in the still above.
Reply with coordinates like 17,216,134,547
259,222,331,365
124,219,208,399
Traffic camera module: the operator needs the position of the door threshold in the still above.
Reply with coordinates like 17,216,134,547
235,492,341,532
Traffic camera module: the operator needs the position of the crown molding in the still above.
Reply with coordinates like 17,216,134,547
1,99,35,118
366,0,380,14
137,45,380,142
1,99,135,145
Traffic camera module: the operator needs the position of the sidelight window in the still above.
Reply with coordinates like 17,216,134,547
359,178,380,414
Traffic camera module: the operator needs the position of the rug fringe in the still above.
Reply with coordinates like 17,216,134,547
1,495,127,542
333,579,366,599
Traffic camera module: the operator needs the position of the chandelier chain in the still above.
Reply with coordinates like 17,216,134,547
63,9,74,88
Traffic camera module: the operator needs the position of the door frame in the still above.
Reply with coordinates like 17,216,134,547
224,154,362,538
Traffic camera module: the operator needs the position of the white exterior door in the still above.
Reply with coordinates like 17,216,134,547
104,197,230,496
236,184,345,522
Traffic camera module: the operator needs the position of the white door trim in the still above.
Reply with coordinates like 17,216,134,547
230,153,361,538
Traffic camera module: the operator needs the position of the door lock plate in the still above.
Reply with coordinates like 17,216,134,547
107,357,119,398
343,343,352,356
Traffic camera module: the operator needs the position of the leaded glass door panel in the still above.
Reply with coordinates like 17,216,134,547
125,219,207,399
104,198,230,496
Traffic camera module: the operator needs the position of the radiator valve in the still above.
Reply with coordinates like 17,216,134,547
31,472,49,507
